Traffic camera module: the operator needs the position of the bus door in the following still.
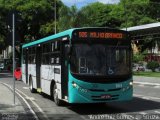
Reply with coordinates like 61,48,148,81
25,49,29,84
61,40,70,99
36,45,41,89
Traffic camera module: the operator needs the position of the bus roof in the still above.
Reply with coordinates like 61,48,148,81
22,27,127,48
22,28,74,48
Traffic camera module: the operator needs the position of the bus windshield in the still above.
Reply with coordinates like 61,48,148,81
70,43,131,76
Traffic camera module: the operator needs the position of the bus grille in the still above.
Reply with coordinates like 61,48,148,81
91,95,119,101
89,88,121,92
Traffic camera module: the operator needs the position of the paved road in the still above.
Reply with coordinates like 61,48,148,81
0,72,160,120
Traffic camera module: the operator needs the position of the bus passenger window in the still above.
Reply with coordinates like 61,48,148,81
28,56,31,64
23,55,25,64
51,43,54,52
43,44,46,53
33,57,35,64
51,58,54,64
55,41,58,50
56,57,60,64
55,41,60,51
46,43,50,52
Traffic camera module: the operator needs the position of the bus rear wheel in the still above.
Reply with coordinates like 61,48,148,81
53,84,62,106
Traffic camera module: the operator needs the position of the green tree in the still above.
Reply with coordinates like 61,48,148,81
119,0,156,28
0,0,63,44
147,61,159,72
133,53,145,63
80,2,116,27
58,5,84,31
0,0,64,61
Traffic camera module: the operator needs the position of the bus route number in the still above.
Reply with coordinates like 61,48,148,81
79,32,87,38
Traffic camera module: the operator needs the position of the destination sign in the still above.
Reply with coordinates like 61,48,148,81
77,32,123,39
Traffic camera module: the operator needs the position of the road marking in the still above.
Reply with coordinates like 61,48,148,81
138,84,145,87
1,83,38,120
142,97,150,100
134,82,160,86
25,97,35,101
0,73,11,75
134,94,160,100
154,86,160,89
15,88,49,120
23,87,29,89
15,91,39,120
155,111,160,114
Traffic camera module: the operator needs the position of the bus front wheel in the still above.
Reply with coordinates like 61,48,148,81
53,84,62,106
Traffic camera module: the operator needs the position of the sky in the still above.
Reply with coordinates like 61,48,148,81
61,0,120,8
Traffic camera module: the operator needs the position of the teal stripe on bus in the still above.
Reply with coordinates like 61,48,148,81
22,29,74,48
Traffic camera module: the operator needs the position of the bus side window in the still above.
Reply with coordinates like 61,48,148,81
55,41,60,51
23,49,26,64
51,43,54,52
51,57,54,64
23,56,25,64
55,41,58,50
33,56,36,64
28,56,31,64
56,57,60,64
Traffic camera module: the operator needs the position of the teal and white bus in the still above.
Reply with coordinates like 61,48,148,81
22,27,133,105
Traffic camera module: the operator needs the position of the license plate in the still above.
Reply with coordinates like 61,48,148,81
101,95,111,99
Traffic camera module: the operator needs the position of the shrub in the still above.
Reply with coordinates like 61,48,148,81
133,53,144,63
147,61,159,72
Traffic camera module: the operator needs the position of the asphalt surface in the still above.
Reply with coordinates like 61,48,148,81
0,71,160,120
0,71,38,120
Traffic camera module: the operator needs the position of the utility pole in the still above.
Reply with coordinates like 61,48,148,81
54,0,57,34
12,11,16,105
124,0,127,31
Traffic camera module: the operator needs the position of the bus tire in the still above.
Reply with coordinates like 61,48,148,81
29,76,36,93
53,84,62,106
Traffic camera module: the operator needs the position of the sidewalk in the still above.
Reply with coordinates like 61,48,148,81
133,76,160,86
0,83,36,120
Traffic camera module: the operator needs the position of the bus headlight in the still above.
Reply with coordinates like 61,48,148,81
72,81,88,93
129,81,133,86
72,82,77,88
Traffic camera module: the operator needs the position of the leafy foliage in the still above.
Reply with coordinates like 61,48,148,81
133,53,145,63
0,0,159,52
147,61,159,72
0,0,63,45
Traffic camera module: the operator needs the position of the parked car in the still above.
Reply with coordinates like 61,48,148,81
0,63,4,70
137,65,145,71
155,67,160,72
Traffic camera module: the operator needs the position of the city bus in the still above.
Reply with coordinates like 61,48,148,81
21,27,133,106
